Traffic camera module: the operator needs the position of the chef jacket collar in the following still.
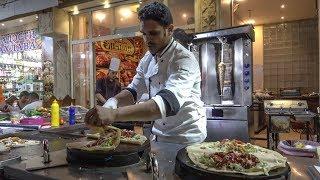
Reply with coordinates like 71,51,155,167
153,38,175,59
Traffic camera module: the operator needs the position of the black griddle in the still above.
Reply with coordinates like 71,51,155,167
175,148,291,180
66,140,150,167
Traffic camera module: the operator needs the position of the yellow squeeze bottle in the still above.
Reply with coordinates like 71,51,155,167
51,100,60,127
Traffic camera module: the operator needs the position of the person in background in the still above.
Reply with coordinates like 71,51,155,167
16,91,30,110
0,85,5,105
0,91,29,112
0,86,7,112
5,95,18,106
96,58,122,106
172,28,195,49
22,92,42,111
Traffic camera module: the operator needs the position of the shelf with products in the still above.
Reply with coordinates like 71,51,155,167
1,73,44,99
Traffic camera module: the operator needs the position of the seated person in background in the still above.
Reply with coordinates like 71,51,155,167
1,91,29,112
0,85,5,105
0,85,6,107
5,95,18,106
22,92,42,111
16,91,30,110
0,96,17,112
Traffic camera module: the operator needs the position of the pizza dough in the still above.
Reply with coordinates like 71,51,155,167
0,143,10,153
187,140,287,176
0,137,40,149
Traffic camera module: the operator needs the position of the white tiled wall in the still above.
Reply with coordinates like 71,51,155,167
263,19,319,93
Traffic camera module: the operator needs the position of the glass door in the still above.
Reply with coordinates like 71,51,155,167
72,43,90,108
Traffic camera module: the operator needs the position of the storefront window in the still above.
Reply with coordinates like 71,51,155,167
92,9,113,37
72,13,89,40
72,43,90,108
168,0,195,28
115,4,139,29
0,29,43,99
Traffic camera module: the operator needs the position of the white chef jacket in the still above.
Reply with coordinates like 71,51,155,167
127,38,207,144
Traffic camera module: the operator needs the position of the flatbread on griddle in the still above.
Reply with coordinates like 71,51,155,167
120,129,147,145
186,140,287,176
78,126,121,152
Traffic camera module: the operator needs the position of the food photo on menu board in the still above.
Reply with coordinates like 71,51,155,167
95,36,146,87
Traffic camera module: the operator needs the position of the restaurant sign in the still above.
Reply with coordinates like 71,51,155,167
0,29,41,54
99,38,135,55
95,36,145,87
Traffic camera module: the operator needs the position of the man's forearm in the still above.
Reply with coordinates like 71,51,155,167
114,89,135,107
115,99,161,122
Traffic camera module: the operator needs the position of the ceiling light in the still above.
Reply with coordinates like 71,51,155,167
245,10,255,24
119,7,132,18
36,15,38,19
222,0,231,4
1,24,4,26
120,17,124,21
95,12,106,22
80,53,86,59
281,16,284,20
72,6,79,15
182,13,187,18
19,19,23,22
104,1,110,8
246,19,255,24
281,4,285,8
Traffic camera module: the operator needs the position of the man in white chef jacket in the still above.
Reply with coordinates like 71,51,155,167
86,1,206,144
85,2,206,174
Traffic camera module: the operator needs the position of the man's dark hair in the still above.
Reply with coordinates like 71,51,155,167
138,1,173,26
19,91,29,99
29,92,39,101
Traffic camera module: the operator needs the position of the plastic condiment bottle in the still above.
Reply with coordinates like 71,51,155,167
51,100,60,127
10,102,21,124
68,104,76,125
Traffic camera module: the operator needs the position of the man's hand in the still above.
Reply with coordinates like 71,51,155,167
96,94,107,105
84,106,117,127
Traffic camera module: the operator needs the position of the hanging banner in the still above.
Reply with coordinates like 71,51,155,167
95,36,145,87
0,29,41,54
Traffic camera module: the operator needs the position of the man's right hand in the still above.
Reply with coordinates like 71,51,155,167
84,106,117,127
96,94,107,104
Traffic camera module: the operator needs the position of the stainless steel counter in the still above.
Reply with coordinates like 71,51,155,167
0,131,318,180
286,155,318,180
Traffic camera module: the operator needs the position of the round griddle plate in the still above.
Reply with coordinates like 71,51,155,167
66,140,150,166
175,148,291,180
